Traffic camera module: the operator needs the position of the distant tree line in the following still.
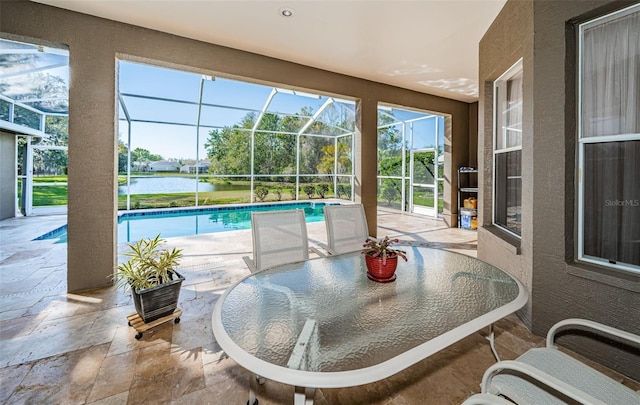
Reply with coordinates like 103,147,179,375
204,105,353,177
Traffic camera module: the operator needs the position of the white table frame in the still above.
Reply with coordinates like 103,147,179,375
212,249,528,405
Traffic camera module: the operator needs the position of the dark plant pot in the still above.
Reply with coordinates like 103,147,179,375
365,254,398,283
132,271,184,323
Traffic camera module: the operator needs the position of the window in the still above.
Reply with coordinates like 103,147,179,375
578,4,640,273
493,59,523,237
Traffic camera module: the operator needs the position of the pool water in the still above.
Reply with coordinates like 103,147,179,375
35,202,335,243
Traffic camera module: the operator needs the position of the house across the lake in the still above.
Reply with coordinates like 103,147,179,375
180,160,211,174
149,160,180,172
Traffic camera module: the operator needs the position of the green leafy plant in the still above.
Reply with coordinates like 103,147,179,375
254,185,269,201
336,184,351,199
382,182,399,205
361,236,407,265
302,185,315,199
316,183,330,198
274,186,283,201
114,234,183,292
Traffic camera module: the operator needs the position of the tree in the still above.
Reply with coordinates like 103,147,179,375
2,58,70,175
336,184,351,199
274,186,283,201
377,114,404,177
254,185,269,202
205,113,253,175
316,183,329,198
118,141,129,173
302,185,315,199
132,148,163,163
2,70,68,116
316,141,352,174
378,155,403,177
382,181,400,206
30,74,68,113
32,115,69,175
254,113,297,175
204,104,356,179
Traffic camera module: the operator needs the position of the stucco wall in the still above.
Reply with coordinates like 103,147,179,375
1,0,472,292
478,0,534,326
468,103,478,169
0,132,16,220
531,0,639,380
480,0,640,379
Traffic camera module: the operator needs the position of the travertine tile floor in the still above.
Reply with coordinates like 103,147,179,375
0,207,638,404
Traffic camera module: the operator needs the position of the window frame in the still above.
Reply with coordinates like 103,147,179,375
576,3,640,274
492,58,523,238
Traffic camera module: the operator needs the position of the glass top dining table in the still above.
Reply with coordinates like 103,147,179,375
212,246,527,403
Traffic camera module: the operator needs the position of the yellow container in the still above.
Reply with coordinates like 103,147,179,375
464,197,477,209
471,217,478,230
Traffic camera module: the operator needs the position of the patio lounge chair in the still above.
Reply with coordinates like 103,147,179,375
479,318,640,404
322,204,371,255
243,209,310,273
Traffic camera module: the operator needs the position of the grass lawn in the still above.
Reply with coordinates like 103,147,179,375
29,176,343,209
31,185,442,211
30,175,448,211
32,185,69,206
33,175,68,183
30,186,314,209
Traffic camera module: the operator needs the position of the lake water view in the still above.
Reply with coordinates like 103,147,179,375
119,176,249,194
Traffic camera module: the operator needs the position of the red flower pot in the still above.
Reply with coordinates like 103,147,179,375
365,253,398,282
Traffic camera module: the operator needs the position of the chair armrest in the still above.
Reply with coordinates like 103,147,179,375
313,242,336,255
546,318,640,348
309,246,329,257
461,393,514,405
242,256,258,273
481,360,608,405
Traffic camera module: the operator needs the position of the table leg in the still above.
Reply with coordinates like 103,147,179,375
486,324,501,362
294,386,315,405
248,373,258,405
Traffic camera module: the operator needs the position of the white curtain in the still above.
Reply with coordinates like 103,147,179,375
581,7,640,267
505,74,523,148
582,10,640,137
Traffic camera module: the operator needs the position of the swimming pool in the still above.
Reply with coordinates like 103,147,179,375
35,202,337,243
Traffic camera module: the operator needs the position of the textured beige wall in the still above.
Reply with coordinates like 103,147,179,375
479,0,640,379
0,132,16,220
1,0,472,291
530,0,639,380
468,103,478,169
478,0,534,326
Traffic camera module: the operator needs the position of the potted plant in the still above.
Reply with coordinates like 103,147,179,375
361,236,407,283
115,234,185,323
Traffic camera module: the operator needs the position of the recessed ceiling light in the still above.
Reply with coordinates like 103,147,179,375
279,7,294,18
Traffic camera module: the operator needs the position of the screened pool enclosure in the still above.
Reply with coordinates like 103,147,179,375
117,61,444,216
2,37,445,218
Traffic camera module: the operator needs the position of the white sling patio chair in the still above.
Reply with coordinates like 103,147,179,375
322,204,371,255
461,393,515,405
243,209,310,273
241,209,312,399
479,318,640,405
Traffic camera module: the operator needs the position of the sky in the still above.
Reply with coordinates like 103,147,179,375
117,61,444,161
1,38,444,161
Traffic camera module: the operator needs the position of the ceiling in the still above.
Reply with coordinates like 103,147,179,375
33,0,506,103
